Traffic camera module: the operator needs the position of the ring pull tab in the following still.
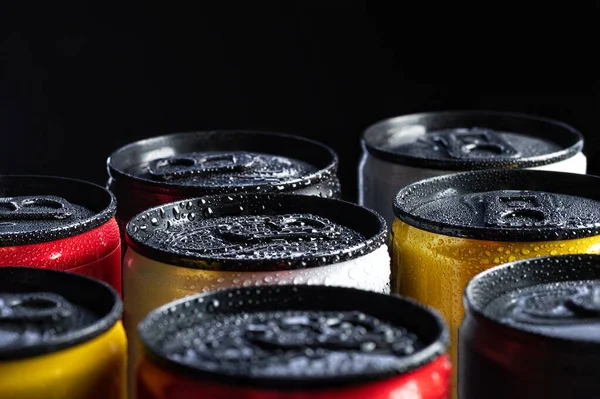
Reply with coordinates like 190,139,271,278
217,215,338,243
0,196,75,221
428,128,521,159
0,293,73,322
475,191,566,228
148,152,257,181
566,285,600,316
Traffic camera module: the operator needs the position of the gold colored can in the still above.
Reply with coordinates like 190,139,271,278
391,169,600,396
0,267,126,399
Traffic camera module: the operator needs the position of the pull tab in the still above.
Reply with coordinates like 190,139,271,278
0,293,73,322
245,312,384,352
512,285,600,325
0,196,75,221
217,215,338,243
566,285,600,316
426,128,521,159
148,152,257,181
472,191,565,228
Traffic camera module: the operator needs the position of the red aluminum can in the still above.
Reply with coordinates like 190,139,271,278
0,175,121,295
106,130,341,240
136,285,451,399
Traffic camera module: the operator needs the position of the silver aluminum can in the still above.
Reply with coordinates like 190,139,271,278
359,111,586,229
123,192,390,394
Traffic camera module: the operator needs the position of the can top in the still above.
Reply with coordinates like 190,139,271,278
0,175,116,246
107,131,338,193
139,285,448,388
393,169,600,242
126,193,386,270
362,111,584,170
0,267,122,359
465,254,600,345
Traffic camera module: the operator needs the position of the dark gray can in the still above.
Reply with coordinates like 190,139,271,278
459,254,600,399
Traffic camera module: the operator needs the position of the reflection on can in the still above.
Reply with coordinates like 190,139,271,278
124,193,390,395
359,111,586,229
0,267,126,399
107,130,341,239
391,169,600,396
460,254,600,399
0,175,121,294
137,285,451,399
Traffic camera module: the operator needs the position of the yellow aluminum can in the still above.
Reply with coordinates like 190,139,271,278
0,267,126,399
391,170,600,397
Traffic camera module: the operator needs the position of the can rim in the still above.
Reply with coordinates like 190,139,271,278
0,174,117,246
138,285,449,389
393,169,600,242
106,130,339,194
125,193,387,270
463,254,600,346
362,110,584,170
0,266,122,359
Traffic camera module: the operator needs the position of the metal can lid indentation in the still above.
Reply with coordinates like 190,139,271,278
362,111,583,170
138,285,448,388
393,169,600,241
0,267,122,359
126,193,386,271
0,175,116,246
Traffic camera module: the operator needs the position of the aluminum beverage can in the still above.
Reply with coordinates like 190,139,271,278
0,175,121,294
136,285,452,399
359,111,586,229
0,266,127,399
107,130,341,237
124,192,390,395
460,254,600,399
391,169,600,397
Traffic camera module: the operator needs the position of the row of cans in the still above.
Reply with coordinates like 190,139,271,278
1,253,599,398
1,110,599,398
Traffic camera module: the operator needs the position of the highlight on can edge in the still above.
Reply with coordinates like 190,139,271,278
390,169,600,395
0,175,122,295
460,254,600,399
359,110,586,229
123,192,391,393
0,266,127,399
136,285,451,399
107,130,342,234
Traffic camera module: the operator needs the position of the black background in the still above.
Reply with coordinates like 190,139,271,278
1,4,597,202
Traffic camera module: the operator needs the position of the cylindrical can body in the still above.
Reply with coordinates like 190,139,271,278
124,193,390,397
136,285,452,399
0,175,121,294
0,267,127,399
0,324,127,399
107,130,342,238
391,169,600,397
359,111,586,229
459,255,600,399
136,354,451,399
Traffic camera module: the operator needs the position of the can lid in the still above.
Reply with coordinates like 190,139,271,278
0,267,122,359
465,254,600,345
0,175,116,246
126,193,386,270
393,169,600,241
362,111,583,170
107,131,338,194
139,285,448,388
